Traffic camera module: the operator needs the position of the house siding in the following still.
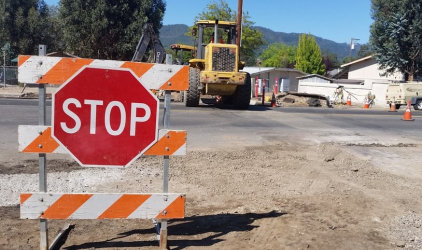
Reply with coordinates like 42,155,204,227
348,58,404,83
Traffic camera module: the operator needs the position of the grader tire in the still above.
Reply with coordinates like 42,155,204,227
233,73,251,110
185,68,200,107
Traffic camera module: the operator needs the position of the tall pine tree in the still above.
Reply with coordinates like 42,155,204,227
295,34,325,75
59,0,165,60
370,0,422,81
0,0,51,62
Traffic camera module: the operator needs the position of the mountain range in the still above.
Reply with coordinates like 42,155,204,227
159,24,360,60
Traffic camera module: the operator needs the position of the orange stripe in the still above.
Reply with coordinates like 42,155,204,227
98,194,151,219
20,194,32,205
18,55,31,67
160,66,189,91
144,131,186,155
155,195,185,219
36,58,94,84
41,194,93,219
22,127,60,153
120,61,155,78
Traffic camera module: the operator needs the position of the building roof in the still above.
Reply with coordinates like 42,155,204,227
297,74,363,84
328,67,349,79
242,67,307,76
242,67,274,75
341,55,373,67
297,74,332,82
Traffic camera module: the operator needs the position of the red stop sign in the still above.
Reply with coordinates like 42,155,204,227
52,67,159,167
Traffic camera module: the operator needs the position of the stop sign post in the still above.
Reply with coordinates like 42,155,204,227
52,66,159,167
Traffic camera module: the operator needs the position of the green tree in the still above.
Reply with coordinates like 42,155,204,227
370,0,422,81
0,0,51,63
341,56,355,64
44,5,65,53
260,43,296,68
59,0,165,60
188,0,265,66
356,44,373,58
321,50,340,73
295,34,326,75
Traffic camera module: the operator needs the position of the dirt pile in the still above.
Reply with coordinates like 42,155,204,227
1,143,421,249
276,93,330,108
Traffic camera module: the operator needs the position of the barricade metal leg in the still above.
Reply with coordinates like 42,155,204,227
39,84,48,250
159,90,171,249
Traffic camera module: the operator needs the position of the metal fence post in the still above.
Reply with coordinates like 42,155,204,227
158,54,173,250
38,45,48,250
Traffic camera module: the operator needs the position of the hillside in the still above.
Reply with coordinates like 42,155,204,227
159,24,194,47
159,24,358,60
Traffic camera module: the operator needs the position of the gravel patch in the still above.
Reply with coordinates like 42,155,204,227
388,212,422,249
0,168,125,206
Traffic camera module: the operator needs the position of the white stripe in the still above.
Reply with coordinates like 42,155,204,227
158,129,169,139
69,194,122,219
20,194,61,219
127,194,179,219
18,125,47,152
52,147,67,154
18,56,62,83
172,143,187,156
139,64,183,89
89,60,125,68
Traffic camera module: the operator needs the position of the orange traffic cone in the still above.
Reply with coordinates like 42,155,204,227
346,94,352,106
402,100,415,121
270,93,277,107
363,99,370,109
389,97,397,112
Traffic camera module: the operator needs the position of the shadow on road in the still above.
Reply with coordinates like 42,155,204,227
62,211,285,250
197,97,272,111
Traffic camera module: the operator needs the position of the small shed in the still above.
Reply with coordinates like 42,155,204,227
242,67,307,96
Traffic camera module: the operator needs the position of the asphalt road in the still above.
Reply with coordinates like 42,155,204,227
2,98,422,150
1,98,422,178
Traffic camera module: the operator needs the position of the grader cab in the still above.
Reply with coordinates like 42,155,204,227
186,20,251,109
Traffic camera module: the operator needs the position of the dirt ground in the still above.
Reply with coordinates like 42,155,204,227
1,142,422,250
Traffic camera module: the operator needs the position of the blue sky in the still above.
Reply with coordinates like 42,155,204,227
44,0,373,44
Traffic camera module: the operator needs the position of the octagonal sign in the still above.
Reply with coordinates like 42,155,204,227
52,66,159,167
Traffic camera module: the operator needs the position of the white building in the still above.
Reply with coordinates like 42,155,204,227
298,56,405,107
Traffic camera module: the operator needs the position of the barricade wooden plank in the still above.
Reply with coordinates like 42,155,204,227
18,55,189,91
21,193,185,219
18,125,65,154
144,129,187,156
18,125,186,156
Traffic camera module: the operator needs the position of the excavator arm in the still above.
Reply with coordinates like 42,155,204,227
132,23,166,64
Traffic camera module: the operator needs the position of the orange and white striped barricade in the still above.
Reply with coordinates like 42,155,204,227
21,193,185,220
18,55,189,91
19,126,187,156
18,52,189,249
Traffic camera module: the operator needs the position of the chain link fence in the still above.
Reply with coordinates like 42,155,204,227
0,66,18,85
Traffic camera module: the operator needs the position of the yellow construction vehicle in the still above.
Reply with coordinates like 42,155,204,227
186,20,251,109
170,44,196,65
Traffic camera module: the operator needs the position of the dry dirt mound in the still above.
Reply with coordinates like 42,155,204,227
1,143,421,249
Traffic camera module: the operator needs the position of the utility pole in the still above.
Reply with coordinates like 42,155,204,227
349,38,360,61
236,0,243,48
